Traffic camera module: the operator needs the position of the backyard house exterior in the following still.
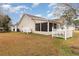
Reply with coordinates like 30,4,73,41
12,14,75,35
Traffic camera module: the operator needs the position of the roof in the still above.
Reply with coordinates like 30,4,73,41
16,13,65,26
17,14,48,26
23,14,48,21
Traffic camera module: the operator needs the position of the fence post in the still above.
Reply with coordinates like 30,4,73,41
64,25,67,40
64,29,67,40
52,27,53,37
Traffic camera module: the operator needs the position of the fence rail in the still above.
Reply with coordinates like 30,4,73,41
52,28,73,40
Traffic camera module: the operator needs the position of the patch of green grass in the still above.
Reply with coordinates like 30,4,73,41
49,31,79,56
51,38,76,56
60,45,74,56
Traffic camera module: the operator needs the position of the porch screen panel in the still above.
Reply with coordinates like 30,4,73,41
53,23,57,29
49,23,52,31
35,23,40,31
41,23,47,31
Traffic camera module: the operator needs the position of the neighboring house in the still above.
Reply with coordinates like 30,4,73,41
12,14,75,35
0,27,5,32
73,19,79,30
75,25,79,30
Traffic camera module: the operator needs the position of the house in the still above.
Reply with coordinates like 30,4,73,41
75,25,79,30
12,14,74,35
73,19,79,30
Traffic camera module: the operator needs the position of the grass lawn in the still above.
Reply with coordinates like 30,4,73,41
0,31,79,56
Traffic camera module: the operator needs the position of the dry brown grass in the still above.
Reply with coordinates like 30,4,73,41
0,31,78,56
0,32,60,56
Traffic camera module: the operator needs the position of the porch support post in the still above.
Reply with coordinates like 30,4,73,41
58,24,60,29
47,22,49,32
52,23,54,29
64,25,67,40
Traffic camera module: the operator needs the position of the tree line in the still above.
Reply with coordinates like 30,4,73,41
0,14,11,32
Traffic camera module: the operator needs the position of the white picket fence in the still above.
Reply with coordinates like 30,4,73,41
52,28,73,40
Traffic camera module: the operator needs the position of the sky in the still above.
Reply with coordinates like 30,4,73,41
0,3,79,24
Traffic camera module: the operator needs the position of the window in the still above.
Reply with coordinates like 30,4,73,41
53,23,57,29
49,23,52,31
35,23,40,31
41,23,47,31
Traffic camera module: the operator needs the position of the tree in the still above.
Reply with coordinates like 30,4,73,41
0,4,12,32
53,3,77,27
0,14,12,32
3,15,12,31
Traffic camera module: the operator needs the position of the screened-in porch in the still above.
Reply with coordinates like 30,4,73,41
35,22,60,32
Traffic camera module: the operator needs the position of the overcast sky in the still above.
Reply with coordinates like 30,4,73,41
0,3,79,24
